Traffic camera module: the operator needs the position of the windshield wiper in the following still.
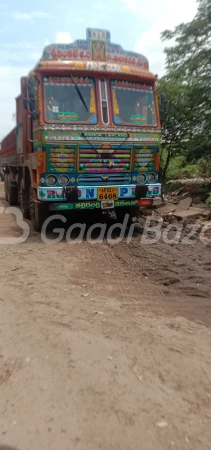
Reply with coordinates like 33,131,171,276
70,72,88,112
117,132,130,149
81,132,95,150
82,132,130,152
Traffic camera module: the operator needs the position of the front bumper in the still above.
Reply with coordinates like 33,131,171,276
37,184,161,202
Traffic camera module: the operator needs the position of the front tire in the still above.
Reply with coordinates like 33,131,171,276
19,179,30,219
29,187,48,232
115,206,140,226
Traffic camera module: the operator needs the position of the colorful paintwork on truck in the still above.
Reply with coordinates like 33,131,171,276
0,28,162,230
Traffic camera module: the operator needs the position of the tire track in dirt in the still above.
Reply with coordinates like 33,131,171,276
108,233,211,326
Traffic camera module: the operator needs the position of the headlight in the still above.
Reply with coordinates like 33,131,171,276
59,175,69,186
147,173,156,183
137,173,146,183
46,175,57,186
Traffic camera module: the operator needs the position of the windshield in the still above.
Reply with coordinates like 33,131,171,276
43,76,97,124
111,80,157,126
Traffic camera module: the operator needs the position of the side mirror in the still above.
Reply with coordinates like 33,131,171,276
25,77,39,115
160,94,168,126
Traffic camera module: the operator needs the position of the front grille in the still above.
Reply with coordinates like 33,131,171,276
79,146,131,173
47,146,76,173
78,173,131,185
134,146,157,172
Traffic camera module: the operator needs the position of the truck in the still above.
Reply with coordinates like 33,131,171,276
0,28,166,231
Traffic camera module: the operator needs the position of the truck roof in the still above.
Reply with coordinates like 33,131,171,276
33,28,156,80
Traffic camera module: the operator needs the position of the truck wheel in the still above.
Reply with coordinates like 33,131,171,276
4,175,9,201
8,179,18,205
19,180,30,219
29,187,48,232
115,206,140,226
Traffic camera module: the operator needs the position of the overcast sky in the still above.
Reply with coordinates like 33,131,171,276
0,0,197,139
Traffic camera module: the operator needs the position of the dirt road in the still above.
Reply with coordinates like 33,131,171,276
0,182,211,450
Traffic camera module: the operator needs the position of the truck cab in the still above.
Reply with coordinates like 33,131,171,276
0,28,163,231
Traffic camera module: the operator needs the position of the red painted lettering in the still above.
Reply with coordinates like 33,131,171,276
51,49,57,59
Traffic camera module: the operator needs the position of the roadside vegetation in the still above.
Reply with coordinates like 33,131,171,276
157,0,211,197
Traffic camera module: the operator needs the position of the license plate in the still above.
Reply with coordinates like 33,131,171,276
101,200,114,209
98,187,118,201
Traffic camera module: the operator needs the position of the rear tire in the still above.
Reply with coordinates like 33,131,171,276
115,206,140,226
29,187,48,232
4,175,9,201
8,179,18,205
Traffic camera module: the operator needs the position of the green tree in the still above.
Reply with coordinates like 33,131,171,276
158,0,211,180
157,78,192,181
